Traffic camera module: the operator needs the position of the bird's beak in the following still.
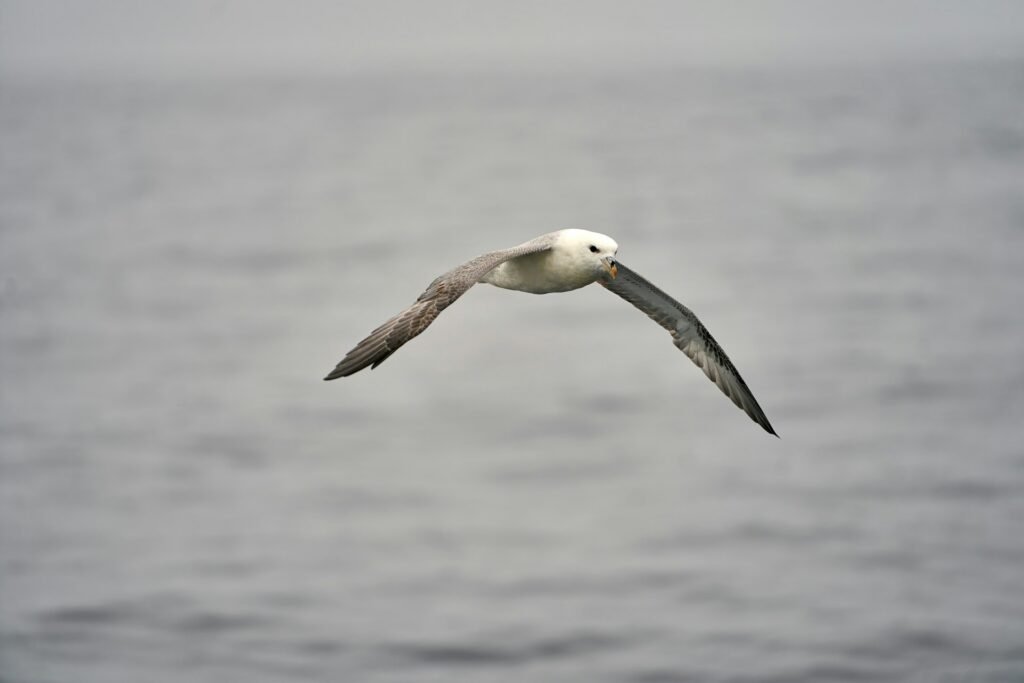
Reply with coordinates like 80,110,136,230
603,257,618,279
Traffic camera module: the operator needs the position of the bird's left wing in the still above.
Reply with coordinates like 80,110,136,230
600,262,777,436
324,235,555,379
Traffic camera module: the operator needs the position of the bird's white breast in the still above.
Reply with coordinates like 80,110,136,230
482,250,596,294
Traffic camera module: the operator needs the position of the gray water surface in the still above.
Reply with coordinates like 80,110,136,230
2,64,1024,682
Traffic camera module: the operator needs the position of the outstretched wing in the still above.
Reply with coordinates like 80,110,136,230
600,262,777,436
324,236,555,379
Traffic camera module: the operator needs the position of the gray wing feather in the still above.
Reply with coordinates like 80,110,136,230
324,236,555,379
601,262,777,436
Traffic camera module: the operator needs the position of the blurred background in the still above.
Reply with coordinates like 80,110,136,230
2,2,1024,681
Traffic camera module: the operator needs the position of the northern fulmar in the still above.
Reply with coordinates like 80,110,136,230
324,229,776,436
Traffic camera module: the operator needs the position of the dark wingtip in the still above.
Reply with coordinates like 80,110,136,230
323,366,349,381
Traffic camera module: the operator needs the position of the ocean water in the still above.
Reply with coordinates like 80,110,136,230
2,63,1024,682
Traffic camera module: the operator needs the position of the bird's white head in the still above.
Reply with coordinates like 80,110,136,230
555,229,619,280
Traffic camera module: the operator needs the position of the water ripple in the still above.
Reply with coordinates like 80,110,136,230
382,631,631,667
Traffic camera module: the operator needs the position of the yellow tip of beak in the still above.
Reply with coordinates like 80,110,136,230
607,262,618,278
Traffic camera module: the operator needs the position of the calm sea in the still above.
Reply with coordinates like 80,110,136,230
2,63,1024,682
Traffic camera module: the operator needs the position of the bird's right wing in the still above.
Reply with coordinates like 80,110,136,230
600,262,777,436
324,236,555,379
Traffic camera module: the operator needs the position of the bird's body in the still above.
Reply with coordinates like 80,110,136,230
325,229,777,436
480,229,618,294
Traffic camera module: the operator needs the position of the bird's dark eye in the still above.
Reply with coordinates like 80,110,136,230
589,245,599,253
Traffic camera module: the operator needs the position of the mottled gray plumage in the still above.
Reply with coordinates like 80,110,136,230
323,234,556,379
600,262,776,436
